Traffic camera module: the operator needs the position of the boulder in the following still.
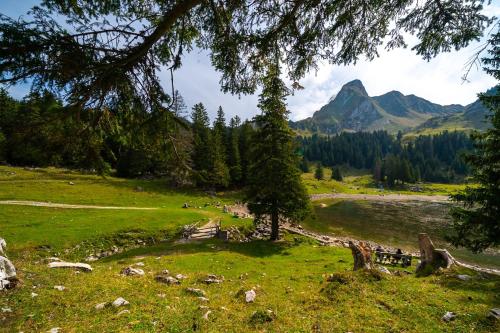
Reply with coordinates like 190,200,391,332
121,267,145,276
48,261,92,272
204,274,224,284
0,255,17,290
155,273,179,285
112,297,129,307
488,308,500,320
348,241,372,271
54,285,66,291
442,311,457,322
175,274,187,280
245,289,256,303
95,302,107,310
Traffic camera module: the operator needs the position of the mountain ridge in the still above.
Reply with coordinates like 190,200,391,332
291,80,489,134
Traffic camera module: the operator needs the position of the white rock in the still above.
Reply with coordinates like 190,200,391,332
442,311,457,322
489,308,500,320
134,262,145,267
1,307,12,313
31,292,38,298
456,274,471,281
54,285,66,291
48,262,92,272
117,309,130,316
202,310,212,320
112,297,129,307
175,274,187,280
85,256,98,262
198,297,209,302
0,256,16,288
95,302,107,310
157,293,166,298
47,328,61,333
0,238,6,255
186,288,206,297
245,289,256,303
121,267,145,276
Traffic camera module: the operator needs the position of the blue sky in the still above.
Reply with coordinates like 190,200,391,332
2,0,499,121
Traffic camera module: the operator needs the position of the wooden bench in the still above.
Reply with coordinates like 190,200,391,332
374,251,412,267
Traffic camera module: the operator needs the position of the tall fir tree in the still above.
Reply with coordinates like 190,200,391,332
228,116,242,185
191,103,212,186
239,120,254,185
331,167,343,181
210,106,230,188
245,60,311,240
449,32,500,252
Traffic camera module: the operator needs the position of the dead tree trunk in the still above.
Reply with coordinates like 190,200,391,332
349,241,373,271
416,233,455,276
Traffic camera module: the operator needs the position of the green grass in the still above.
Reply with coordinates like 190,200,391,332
302,168,468,196
1,166,499,332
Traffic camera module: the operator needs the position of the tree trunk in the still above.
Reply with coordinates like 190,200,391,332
270,209,279,241
349,241,373,270
416,233,455,276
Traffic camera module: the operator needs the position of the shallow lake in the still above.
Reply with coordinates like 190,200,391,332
304,199,500,269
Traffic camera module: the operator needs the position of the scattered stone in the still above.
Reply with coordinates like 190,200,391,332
186,288,206,297
202,310,212,320
31,292,38,298
199,305,209,310
488,308,500,320
204,274,223,284
121,267,145,276
198,297,209,302
376,265,391,275
0,238,6,256
175,274,187,280
68,181,75,185
117,309,130,316
54,285,66,291
320,203,327,208
155,274,179,285
182,203,189,208
161,269,170,275
442,311,457,322
134,262,145,267
95,302,107,310
112,297,129,307
245,289,256,303
1,307,12,313
48,327,61,333
0,255,17,290
456,274,471,281
48,261,92,272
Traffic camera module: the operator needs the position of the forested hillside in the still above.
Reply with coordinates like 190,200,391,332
299,131,473,184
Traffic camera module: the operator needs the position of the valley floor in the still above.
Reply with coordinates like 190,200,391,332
0,166,499,332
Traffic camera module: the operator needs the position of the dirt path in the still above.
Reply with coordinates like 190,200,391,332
311,193,450,202
0,200,157,210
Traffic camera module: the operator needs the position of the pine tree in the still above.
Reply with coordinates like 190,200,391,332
314,163,324,180
210,106,230,188
228,116,242,185
449,32,500,252
239,120,254,185
299,156,309,173
191,103,212,185
331,167,343,181
245,60,311,241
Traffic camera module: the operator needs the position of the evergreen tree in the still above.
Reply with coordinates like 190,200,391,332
373,158,383,182
239,120,254,185
191,103,212,185
449,33,500,252
331,167,343,181
245,61,311,241
210,106,230,188
299,156,309,173
228,116,242,185
314,163,324,180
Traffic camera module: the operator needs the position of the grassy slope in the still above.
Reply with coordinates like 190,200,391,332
1,166,499,332
301,168,467,196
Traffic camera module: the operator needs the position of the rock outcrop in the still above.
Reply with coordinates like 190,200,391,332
0,237,17,290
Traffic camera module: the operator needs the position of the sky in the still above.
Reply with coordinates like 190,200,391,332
2,0,500,122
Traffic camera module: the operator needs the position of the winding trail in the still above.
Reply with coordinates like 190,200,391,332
0,200,157,210
311,193,450,202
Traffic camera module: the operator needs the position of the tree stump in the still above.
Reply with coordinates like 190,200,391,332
349,241,373,270
416,233,455,276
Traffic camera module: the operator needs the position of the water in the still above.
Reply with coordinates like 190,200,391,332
304,199,500,269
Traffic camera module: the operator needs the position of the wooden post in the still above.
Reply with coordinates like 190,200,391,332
349,241,373,271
